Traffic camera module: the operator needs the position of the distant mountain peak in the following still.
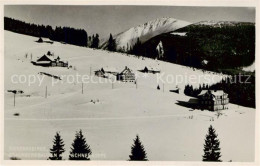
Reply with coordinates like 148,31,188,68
194,20,255,27
101,17,191,51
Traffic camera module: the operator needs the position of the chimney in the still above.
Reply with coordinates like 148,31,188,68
125,66,128,69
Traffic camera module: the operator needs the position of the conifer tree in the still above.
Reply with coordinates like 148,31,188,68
49,132,65,160
95,34,100,48
107,33,116,51
129,135,148,161
69,130,92,160
131,37,142,55
202,125,222,162
91,34,99,48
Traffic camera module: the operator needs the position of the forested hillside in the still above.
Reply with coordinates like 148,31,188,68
133,22,255,71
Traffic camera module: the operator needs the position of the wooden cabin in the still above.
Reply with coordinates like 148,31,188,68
142,66,160,74
197,90,229,111
117,66,135,82
32,54,68,67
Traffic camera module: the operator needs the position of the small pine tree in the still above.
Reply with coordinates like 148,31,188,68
91,34,99,48
129,135,148,161
69,130,92,160
202,125,222,162
49,132,65,160
157,85,160,90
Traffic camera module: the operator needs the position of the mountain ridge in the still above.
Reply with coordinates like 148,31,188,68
101,17,191,50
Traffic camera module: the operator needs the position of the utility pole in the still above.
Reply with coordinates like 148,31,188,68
90,66,92,76
45,86,47,98
136,79,137,89
163,83,164,92
82,83,84,94
14,93,16,107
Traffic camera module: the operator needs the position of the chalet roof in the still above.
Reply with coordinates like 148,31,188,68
171,87,180,91
102,66,118,73
145,66,160,72
95,70,105,73
120,66,134,74
198,90,227,97
198,90,209,96
188,98,199,104
37,54,55,62
211,90,225,96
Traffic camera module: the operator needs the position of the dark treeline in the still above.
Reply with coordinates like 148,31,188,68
184,84,209,97
4,17,100,48
184,74,255,108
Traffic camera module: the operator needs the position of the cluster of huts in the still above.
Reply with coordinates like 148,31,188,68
95,66,161,82
32,51,68,67
95,66,135,82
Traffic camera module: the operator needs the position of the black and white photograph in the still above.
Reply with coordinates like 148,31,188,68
1,1,259,165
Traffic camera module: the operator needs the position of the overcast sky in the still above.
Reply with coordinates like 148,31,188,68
4,5,255,38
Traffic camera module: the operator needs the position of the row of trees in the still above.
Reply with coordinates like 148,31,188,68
4,17,100,48
49,126,221,161
4,17,119,50
49,130,91,160
49,130,147,161
184,84,209,97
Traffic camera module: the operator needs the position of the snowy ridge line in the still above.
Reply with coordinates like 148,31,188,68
101,17,191,50
5,113,201,121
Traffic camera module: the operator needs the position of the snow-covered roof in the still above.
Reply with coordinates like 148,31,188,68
188,98,199,104
95,70,104,73
145,66,160,72
171,86,179,91
102,66,118,73
37,54,56,62
120,67,134,74
198,90,226,97
211,90,225,97
198,90,209,96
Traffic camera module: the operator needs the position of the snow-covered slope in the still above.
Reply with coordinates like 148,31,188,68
193,21,254,27
101,17,191,50
4,31,255,161
243,61,255,72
